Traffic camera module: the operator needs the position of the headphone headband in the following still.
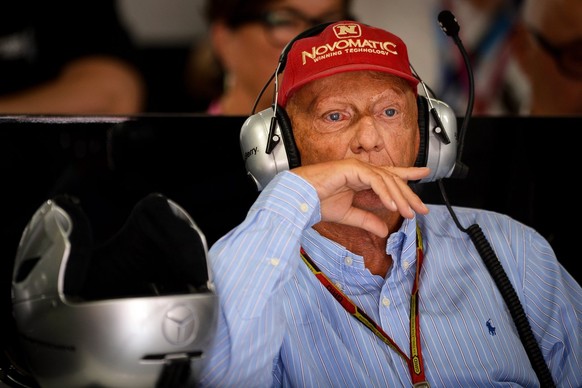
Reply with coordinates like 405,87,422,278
277,21,335,75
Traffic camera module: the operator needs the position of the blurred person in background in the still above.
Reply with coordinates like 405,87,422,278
186,0,353,116
351,0,524,116
511,0,582,115
0,1,145,115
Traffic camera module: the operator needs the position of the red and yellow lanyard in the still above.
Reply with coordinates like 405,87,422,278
299,226,429,387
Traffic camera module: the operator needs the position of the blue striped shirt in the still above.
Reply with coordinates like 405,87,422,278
199,171,582,387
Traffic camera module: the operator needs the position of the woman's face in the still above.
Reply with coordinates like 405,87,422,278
516,0,582,115
213,0,348,110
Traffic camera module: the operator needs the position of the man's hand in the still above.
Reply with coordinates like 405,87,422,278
292,159,430,237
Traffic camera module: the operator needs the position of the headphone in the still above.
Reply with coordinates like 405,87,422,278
240,22,460,191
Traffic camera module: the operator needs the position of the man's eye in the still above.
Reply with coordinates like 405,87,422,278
327,112,341,121
384,108,396,117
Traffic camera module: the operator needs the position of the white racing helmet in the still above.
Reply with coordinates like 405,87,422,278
11,193,217,388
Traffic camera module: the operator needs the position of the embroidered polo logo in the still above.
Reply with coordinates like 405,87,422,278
486,319,496,336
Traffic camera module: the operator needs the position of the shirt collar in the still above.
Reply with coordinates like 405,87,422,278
301,216,419,279
387,216,419,275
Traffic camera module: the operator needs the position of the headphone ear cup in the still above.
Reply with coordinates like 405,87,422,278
240,106,298,191
275,104,301,169
414,95,459,183
415,95,429,169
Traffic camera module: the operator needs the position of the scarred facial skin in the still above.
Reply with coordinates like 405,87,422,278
285,70,426,276
288,70,420,213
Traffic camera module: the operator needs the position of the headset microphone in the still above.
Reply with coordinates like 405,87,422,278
437,10,472,179
438,10,460,37
435,12,558,385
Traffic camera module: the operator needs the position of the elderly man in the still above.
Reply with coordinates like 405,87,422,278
199,20,582,387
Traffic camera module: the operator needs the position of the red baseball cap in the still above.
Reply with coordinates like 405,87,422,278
278,21,419,107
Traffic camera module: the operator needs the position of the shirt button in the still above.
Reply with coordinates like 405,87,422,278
299,203,309,213
382,297,391,307
402,260,410,270
269,258,280,266
344,256,353,266
334,281,343,291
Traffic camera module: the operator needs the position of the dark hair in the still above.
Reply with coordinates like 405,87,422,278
205,0,271,27
205,0,352,27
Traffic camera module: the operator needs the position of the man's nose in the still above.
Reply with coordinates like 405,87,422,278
350,116,385,153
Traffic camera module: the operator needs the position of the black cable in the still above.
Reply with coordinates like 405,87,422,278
251,70,276,114
437,180,555,387
437,10,556,386
449,36,472,164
